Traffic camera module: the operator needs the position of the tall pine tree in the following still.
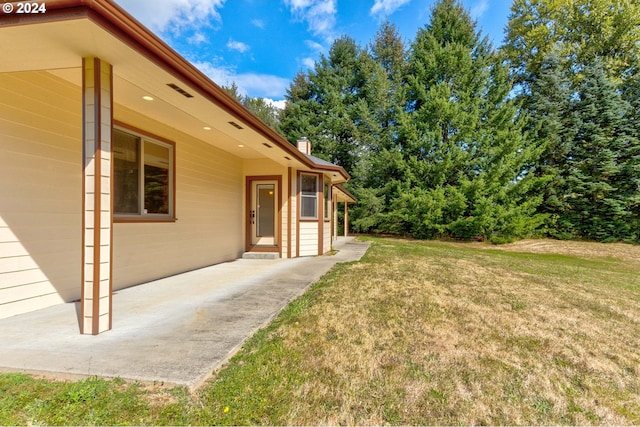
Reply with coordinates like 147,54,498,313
505,0,640,241
525,53,575,233
561,61,639,241
384,0,543,240
280,36,365,174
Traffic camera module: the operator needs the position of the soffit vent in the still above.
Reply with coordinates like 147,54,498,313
228,121,244,130
167,83,194,98
262,143,272,148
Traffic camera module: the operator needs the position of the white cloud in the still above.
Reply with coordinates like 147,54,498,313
227,38,250,53
302,57,316,69
114,0,225,34
264,98,287,110
370,0,411,16
305,39,325,53
469,0,489,19
286,0,314,9
188,32,207,44
193,61,237,88
251,19,265,29
235,73,291,99
300,40,325,68
193,61,290,99
283,0,337,42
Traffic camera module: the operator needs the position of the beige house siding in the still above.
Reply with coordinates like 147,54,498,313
112,106,244,289
323,221,332,254
299,222,318,256
0,71,82,319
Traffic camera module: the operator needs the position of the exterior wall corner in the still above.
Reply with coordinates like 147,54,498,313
81,57,113,335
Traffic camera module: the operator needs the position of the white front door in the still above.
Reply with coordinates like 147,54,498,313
251,180,277,246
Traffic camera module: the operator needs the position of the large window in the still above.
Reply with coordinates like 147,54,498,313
113,128,174,219
300,173,318,219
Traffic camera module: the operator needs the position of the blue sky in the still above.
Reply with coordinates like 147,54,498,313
114,0,512,106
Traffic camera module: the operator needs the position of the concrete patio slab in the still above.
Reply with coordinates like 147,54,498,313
0,237,370,390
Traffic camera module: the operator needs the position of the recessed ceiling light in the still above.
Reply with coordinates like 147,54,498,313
142,95,154,101
238,144,245,148
203,126,211,130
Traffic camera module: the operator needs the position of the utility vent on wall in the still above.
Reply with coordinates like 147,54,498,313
167,83,194,98
228,121,244,130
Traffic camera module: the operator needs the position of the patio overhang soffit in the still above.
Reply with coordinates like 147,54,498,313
0,0,350,184
333,184,357,204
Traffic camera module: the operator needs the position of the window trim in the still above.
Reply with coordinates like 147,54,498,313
113,122,176,223
323,179,331,222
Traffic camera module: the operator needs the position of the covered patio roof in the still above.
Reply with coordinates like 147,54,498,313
333,184,357,204
0,0,350,183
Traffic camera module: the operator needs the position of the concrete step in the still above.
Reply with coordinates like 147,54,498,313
242,252,280,260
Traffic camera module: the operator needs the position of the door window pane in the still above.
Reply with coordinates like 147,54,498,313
257,184,275,237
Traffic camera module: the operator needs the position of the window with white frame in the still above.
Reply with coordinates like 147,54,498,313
300,173,318,219
113,128,174,219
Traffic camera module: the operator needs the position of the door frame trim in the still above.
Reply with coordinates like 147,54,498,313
245,175,282,254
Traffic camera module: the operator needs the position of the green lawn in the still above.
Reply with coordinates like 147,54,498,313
2,237,639,425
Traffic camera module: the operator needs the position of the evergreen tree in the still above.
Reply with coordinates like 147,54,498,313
279,72,318,142
504,0,640,94
526,53,575,233
561,60,638,241
221,82,281,131
368,20,407,146
384,0,543,240
620,74,640,234
504,0,640,241
280,36,365,174
351,22,408,230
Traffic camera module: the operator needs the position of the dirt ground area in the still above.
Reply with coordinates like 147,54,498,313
482,239,640,263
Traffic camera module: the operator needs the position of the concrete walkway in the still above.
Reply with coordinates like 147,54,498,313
0,237,369,390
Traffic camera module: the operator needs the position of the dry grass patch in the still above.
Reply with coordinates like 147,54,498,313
6,237,637,425
199,237,640,425
465,238,640,264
